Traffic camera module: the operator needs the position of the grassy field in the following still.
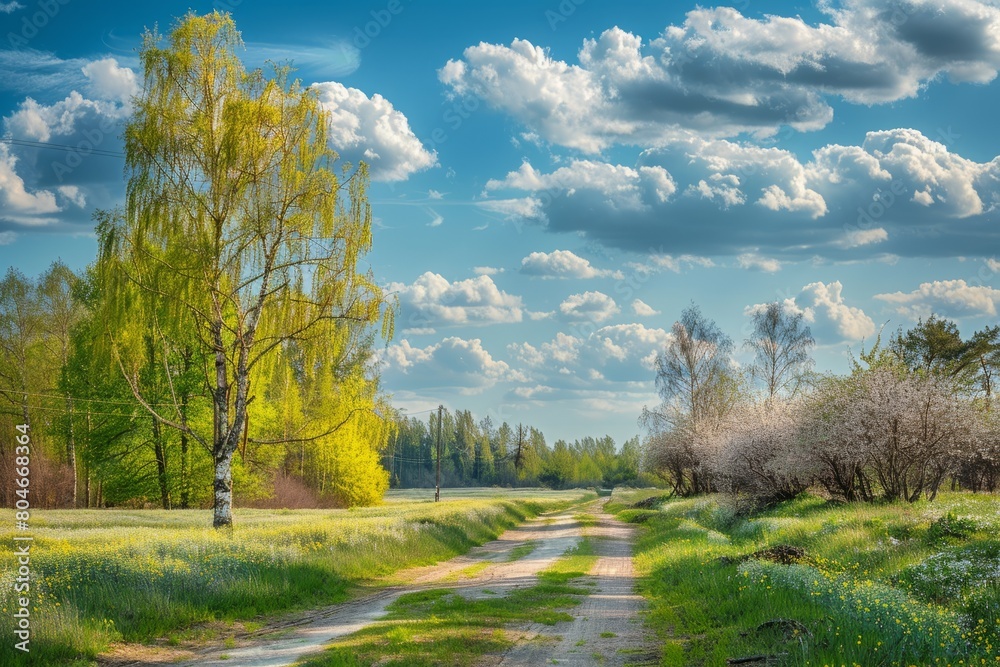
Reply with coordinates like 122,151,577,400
296,531,599,666
0,488,592,666
609,489,1000,667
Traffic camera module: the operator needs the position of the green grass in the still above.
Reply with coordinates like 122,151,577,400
611,489,1000,666
296,537,598,666
508,540,538,561
0,488,593,666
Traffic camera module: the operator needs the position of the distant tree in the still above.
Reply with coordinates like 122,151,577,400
890,316,969,378
0,268,40,424
964,325,1000,402
745,301,815,399
642,303,738,495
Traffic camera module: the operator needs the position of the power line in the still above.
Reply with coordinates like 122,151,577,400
0,137,125,158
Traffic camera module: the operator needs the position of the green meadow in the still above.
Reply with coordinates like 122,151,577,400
609,489,1000,667
0,488,592,665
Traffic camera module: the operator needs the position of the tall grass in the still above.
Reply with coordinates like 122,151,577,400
611,489,1000,666
0,489,591,665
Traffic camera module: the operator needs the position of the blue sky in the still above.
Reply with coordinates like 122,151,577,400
2,0,1000,445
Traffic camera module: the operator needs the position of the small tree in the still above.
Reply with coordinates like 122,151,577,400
716,398,815,505
642,303,738,495
745,301,814,399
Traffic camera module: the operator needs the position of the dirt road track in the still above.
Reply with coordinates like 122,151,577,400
107,500,656,667
489,505,658,666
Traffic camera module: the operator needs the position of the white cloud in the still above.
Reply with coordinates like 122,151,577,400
486,160,676,212
875,279,1000,319
632,299,660,317
842,228,889,248
749,281,875,342
382,337,523,394
476,197,544,220
481,128,1000,261
441,3,1000,149
428,189,444,199
81,58,137,102
627,254,716,274
56,185,86,208
4,90,128,143
473,266,503,276
791,281,876,342
509,323,672,388
312,81,437,182
388,272,525,328
0,2,24,13
520,249,621,279
0,231,17,245
737,253,782,273
0,144,59,216
558,291,620,322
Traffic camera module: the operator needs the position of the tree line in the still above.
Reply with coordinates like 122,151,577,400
0,259,392,512
643,303,1000,506
386,408,643,490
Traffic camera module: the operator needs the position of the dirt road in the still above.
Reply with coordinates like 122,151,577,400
490,505,658,667
110,500,656,667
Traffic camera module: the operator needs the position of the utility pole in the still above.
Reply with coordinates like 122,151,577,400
435,404,443,502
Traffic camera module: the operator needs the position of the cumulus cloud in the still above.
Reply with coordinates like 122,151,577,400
382,337,523,394
482,129,1000,260
0,2,24,12
748,281,875,342
752,281,875,343
81,58,137,102
632,299,660,316
312,81,437,181
558,291,621,322
388,272,526,328
0,144,59,217
509,323,672,387
520,249,622,279
875,279,1000,319
4,90,128,143
441,3,1000,149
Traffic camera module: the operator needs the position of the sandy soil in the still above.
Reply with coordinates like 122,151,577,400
101,501,657,667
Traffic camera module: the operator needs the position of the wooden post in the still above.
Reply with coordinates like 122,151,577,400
435,405,442,502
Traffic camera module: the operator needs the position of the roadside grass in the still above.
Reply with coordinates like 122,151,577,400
508,540,538,561
296,537,598,667
0,489,593,665
610,489,1000,666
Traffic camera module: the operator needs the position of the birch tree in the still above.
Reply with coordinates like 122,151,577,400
98,12,392,527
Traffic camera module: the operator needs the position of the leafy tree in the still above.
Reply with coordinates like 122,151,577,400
745,301,815,399
98,12,392,527
890,316,969,378
0,268,40,424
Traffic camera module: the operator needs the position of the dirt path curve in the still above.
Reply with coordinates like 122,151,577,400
488,503,658,667
109,500,655,667
134,507,585,667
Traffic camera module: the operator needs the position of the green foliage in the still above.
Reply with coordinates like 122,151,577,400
926,510,980,543
613,490,1000,666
